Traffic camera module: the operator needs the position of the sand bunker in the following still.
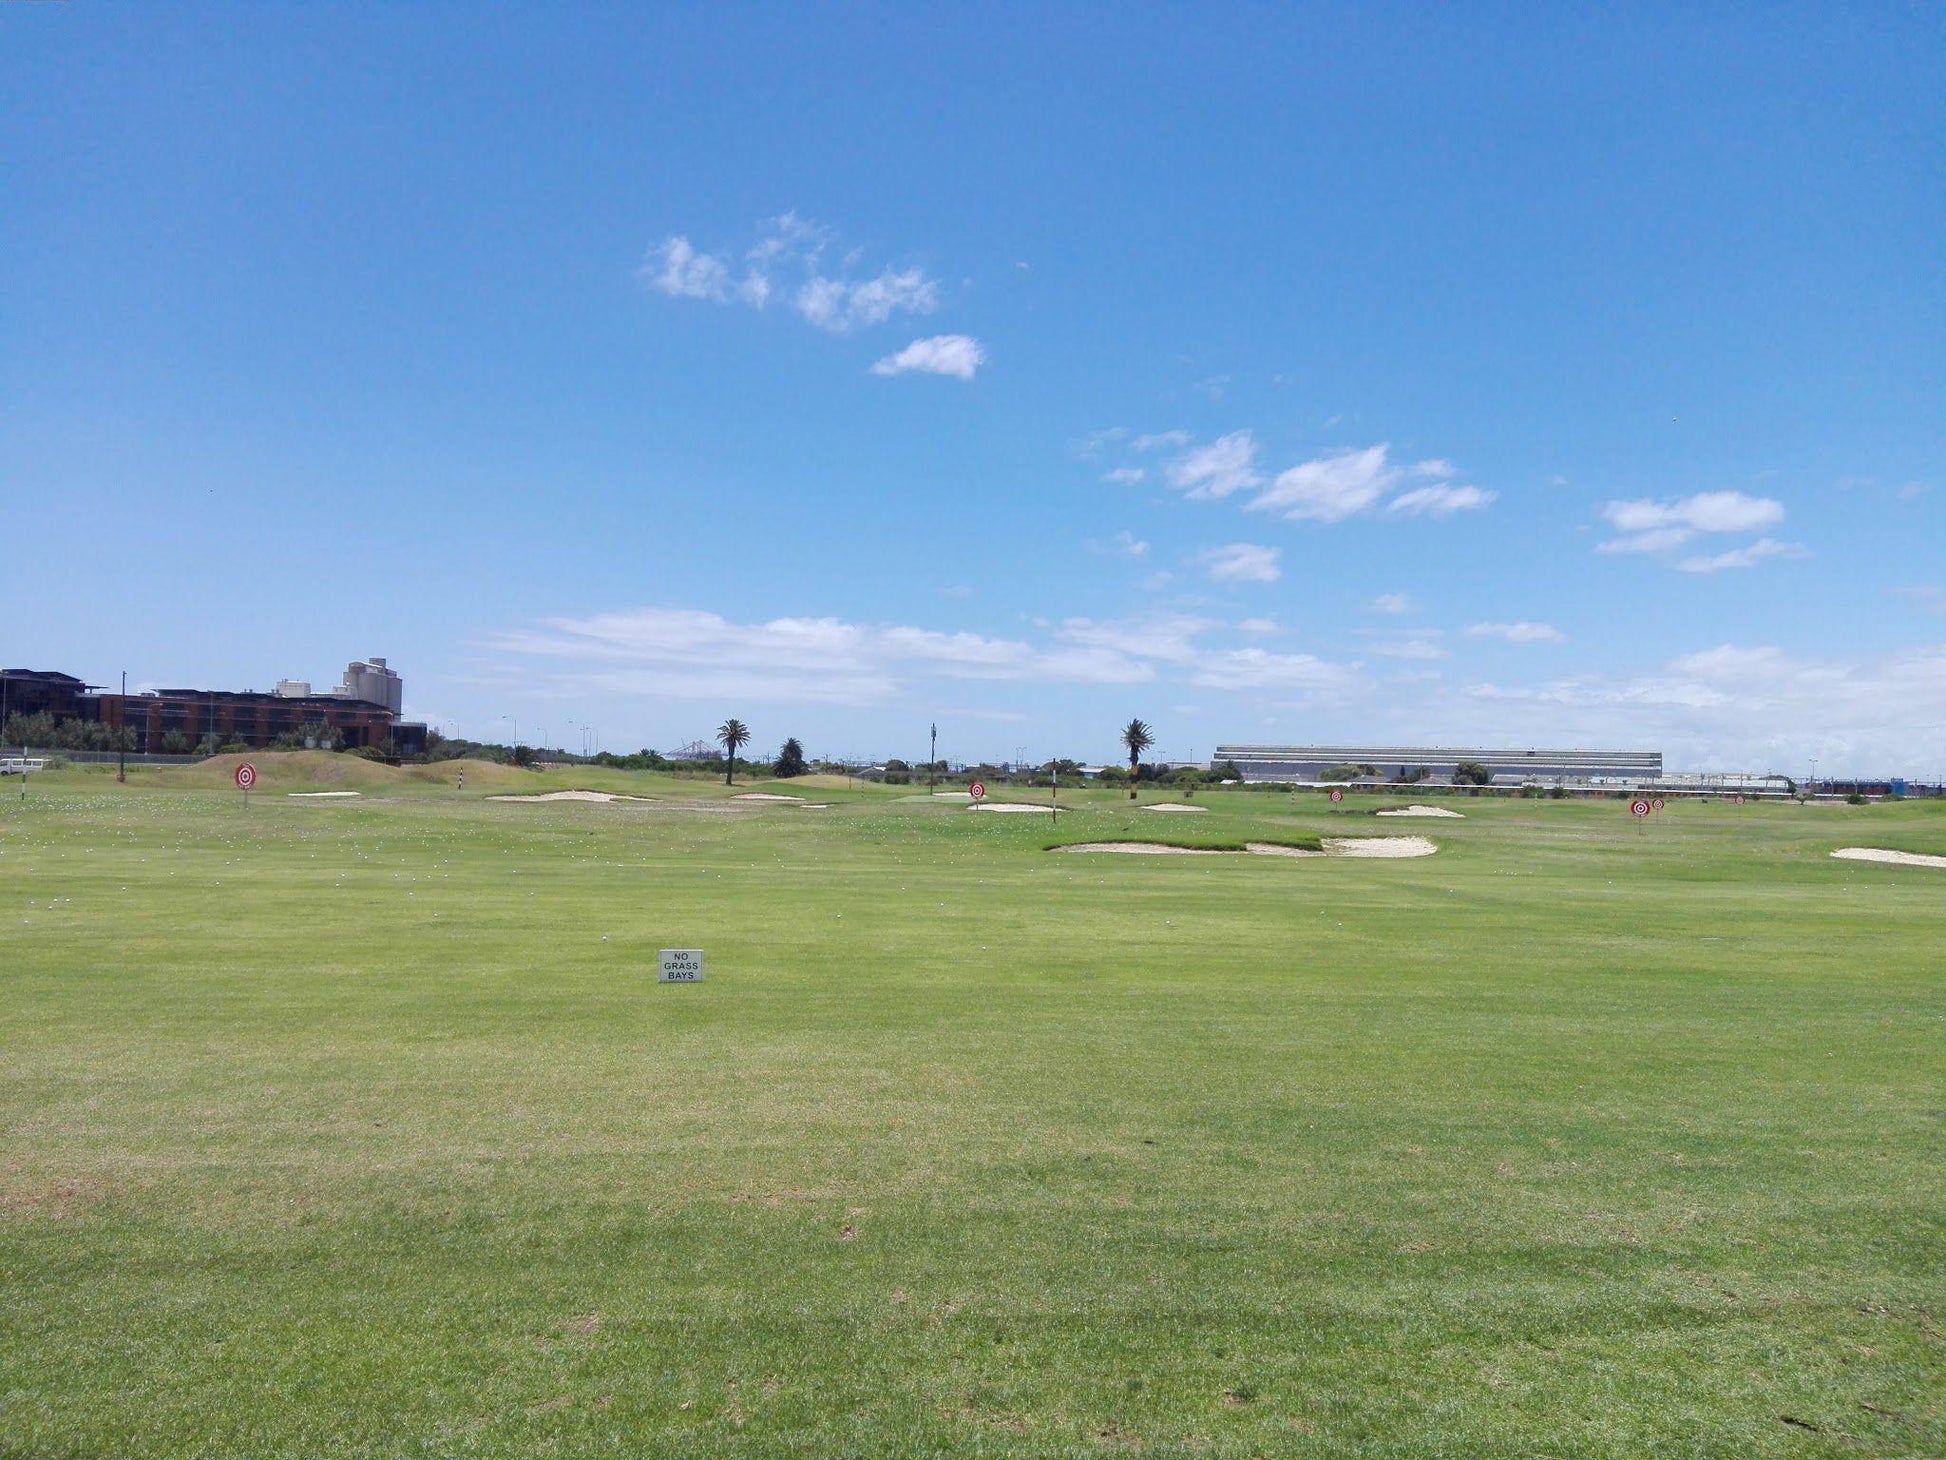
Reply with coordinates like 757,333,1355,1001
933,791,973,800
1376,804,1464,818
287,791,361,798
1831,847,1946,870
969,802,1056,813
732,792,804,802
488,790,655,804
1142,802,1207,813
1059,836,1436,860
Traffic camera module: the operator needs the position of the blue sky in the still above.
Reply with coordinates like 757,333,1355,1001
4,4,1941,773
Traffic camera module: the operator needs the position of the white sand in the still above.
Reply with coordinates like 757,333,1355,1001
733,792,804,802
968,802,1056,813
287,791,361,798
1142,802,1207,813
487,790,654,804
933,791,973,800
1323,836,1438,858
1831,847,1946,869
1059,836,1436,860
1375,804,1464,818
1059,842,1234,855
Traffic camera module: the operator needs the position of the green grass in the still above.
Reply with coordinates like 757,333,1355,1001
3,763,1942,1457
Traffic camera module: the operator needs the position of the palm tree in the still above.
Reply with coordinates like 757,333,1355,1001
1120,717,1154,800
717,718,750,785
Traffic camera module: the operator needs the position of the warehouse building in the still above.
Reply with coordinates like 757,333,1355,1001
1213,743,1663,785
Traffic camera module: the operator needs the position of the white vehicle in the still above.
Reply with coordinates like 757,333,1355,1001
1,757,48,776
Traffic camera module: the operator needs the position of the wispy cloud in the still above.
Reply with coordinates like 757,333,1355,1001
1087,531,1150,559
1193,542,1282,583
487,606,1154,706
1388,484,1498,517
1187,648,1356,692
1166,430,1264,500
1456,641,1946,773
1371,593,1415,615
1102,467,1146,485
1596,491,1800,570
1675,538,1805,574
1465,621,1566,644
641,213,942,334
870,334,984,379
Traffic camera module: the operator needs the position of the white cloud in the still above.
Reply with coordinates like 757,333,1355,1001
1602,491,1785,535
1598,527,1695,555
487,606,1155,706
1188,648,1356,693
1194,543,1281,584
642,236,731,301
1371,638,1447,661
1250,444,1395,522
1450,641,1946,774
1056,613,1217,666
1134,430,1191,451
1237,617,1278,634
1102,467,1146,485
870,334,984,379
644,216,941,334
1387,484,1498,517
1675,538,1805,574
1371,594,1415,615
1596,492,1794,569
806,266,939,332
1088,531,1150,559
1165,431,1263,500
1249,444,1469,524
1465,621,1566,644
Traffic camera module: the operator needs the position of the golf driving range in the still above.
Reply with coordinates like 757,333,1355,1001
3,761,1941,1457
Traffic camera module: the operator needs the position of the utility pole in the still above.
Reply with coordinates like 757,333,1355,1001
929,723,937,792
117,671,127,783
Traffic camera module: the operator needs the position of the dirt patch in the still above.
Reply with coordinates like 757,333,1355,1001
487,790,655,804
1831,847,1946,870
1142,802,1207,813
1375,803,1464,818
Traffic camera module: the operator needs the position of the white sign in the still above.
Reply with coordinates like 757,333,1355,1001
659,948,704,983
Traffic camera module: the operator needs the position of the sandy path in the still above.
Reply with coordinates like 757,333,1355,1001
1831,847,1946,869
1376,804,1464,818
488,790,655,804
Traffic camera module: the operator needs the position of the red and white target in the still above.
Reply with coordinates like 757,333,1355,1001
1650,797,1666,812
235,763,257,790
1734,794,1745,805
1630,798,1650,818
1328,787,1344,803
969,781,986,800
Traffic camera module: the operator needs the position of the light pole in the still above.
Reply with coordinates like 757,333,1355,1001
929,723,937,791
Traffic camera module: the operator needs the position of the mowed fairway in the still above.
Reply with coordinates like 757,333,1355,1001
3,765,1942,1458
